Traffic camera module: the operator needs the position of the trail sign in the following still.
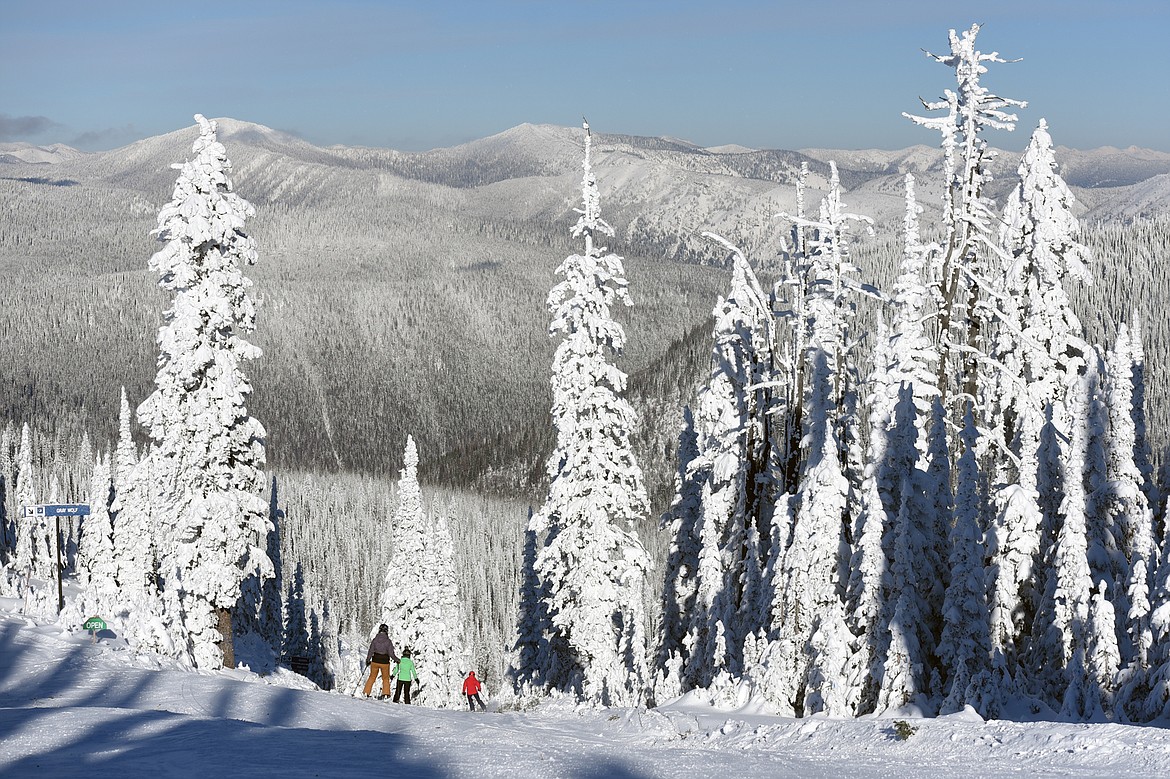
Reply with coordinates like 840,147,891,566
46,504,90,517
22,504,91,518
20,503,92,613
83,616,107,633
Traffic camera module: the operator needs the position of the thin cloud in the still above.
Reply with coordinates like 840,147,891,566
273,126,308,140
70,124,138,151
0,114,60,141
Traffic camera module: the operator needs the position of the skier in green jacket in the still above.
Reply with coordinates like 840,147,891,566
393,648,418,704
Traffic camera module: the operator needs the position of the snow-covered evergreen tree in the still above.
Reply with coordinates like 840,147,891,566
111,447,183,659
1085,581,1121,715
282,562,312,668
1082,351,1126,615
843,324,894,712
135,114,271,669
1064,582,1120,720
114,386,138,496
1032,370,1094,707
877,472,928,713
0,423,12,566
509,521,562,697
993,119,1091,462
987,120,1093,692
681,234,775,688
237,475,285,658
524,121,652,707
938,406,993,714
109,385,156,619
870,180,950,711
374,437,473,707
762,352,855,716
903,28,1035,702
759,164,874,717
1140,515,1170,718
904,24,1024,406
378,435,429,659
13,424,43,578
1114,316,1162,720
657,407,702,692
111,444,157,603
987,480,1044,676
1127,316,1160,523
77,451,118,618
1103,325,1155,669
875,389,940,713
414,507,474,708
888,174,942,433
13,424,55,584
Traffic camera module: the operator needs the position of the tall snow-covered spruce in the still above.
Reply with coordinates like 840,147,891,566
77,452,118,620
377,435,474,708
758,163,871,717
134,114,272,669
677,233,775,692
516,120,652,706
13,424,45,580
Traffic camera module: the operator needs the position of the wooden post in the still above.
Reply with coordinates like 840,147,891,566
55,516,63,613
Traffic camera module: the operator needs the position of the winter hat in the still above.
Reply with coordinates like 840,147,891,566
378,624,388,633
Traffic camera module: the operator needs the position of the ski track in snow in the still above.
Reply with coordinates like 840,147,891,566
2,612,1170,778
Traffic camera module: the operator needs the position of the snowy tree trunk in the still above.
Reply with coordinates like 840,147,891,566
218,608,236,669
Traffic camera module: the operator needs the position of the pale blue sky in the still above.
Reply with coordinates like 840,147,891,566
2,0,1167,152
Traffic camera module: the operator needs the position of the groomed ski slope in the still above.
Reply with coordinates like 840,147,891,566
2,609,1169,778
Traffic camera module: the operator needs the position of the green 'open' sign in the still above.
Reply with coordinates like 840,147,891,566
83,617,106,632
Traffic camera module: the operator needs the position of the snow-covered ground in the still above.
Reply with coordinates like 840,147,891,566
3,606,1170,778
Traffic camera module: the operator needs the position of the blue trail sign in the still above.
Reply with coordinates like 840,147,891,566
45,504,90,517
21,504,91,518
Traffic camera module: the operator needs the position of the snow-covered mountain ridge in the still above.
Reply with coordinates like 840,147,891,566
9,119,1169,209
0,141,86,165
0,118,1166,489
4,605,1170,779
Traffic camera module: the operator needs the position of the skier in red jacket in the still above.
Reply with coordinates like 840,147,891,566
462,670,486,711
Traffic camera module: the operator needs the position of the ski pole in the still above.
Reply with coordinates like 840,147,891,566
352,658,366,697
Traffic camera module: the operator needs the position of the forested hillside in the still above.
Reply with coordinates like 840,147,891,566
1,119,1167,494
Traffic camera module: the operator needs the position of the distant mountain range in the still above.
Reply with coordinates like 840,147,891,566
8,121,1170,214
0,120,1167,507
0,142,88,165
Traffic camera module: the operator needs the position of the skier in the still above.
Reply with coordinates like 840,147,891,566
362,624,399,698
393,647,418,704
462,670,486,711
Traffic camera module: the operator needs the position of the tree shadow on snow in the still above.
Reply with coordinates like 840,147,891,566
571,758,653,779
0,620,89,707
0,708,441,779
0,624,443,778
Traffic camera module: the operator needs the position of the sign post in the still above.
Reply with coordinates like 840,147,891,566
23,504,90,613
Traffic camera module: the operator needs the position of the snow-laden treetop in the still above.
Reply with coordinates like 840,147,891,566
571,119,615,258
